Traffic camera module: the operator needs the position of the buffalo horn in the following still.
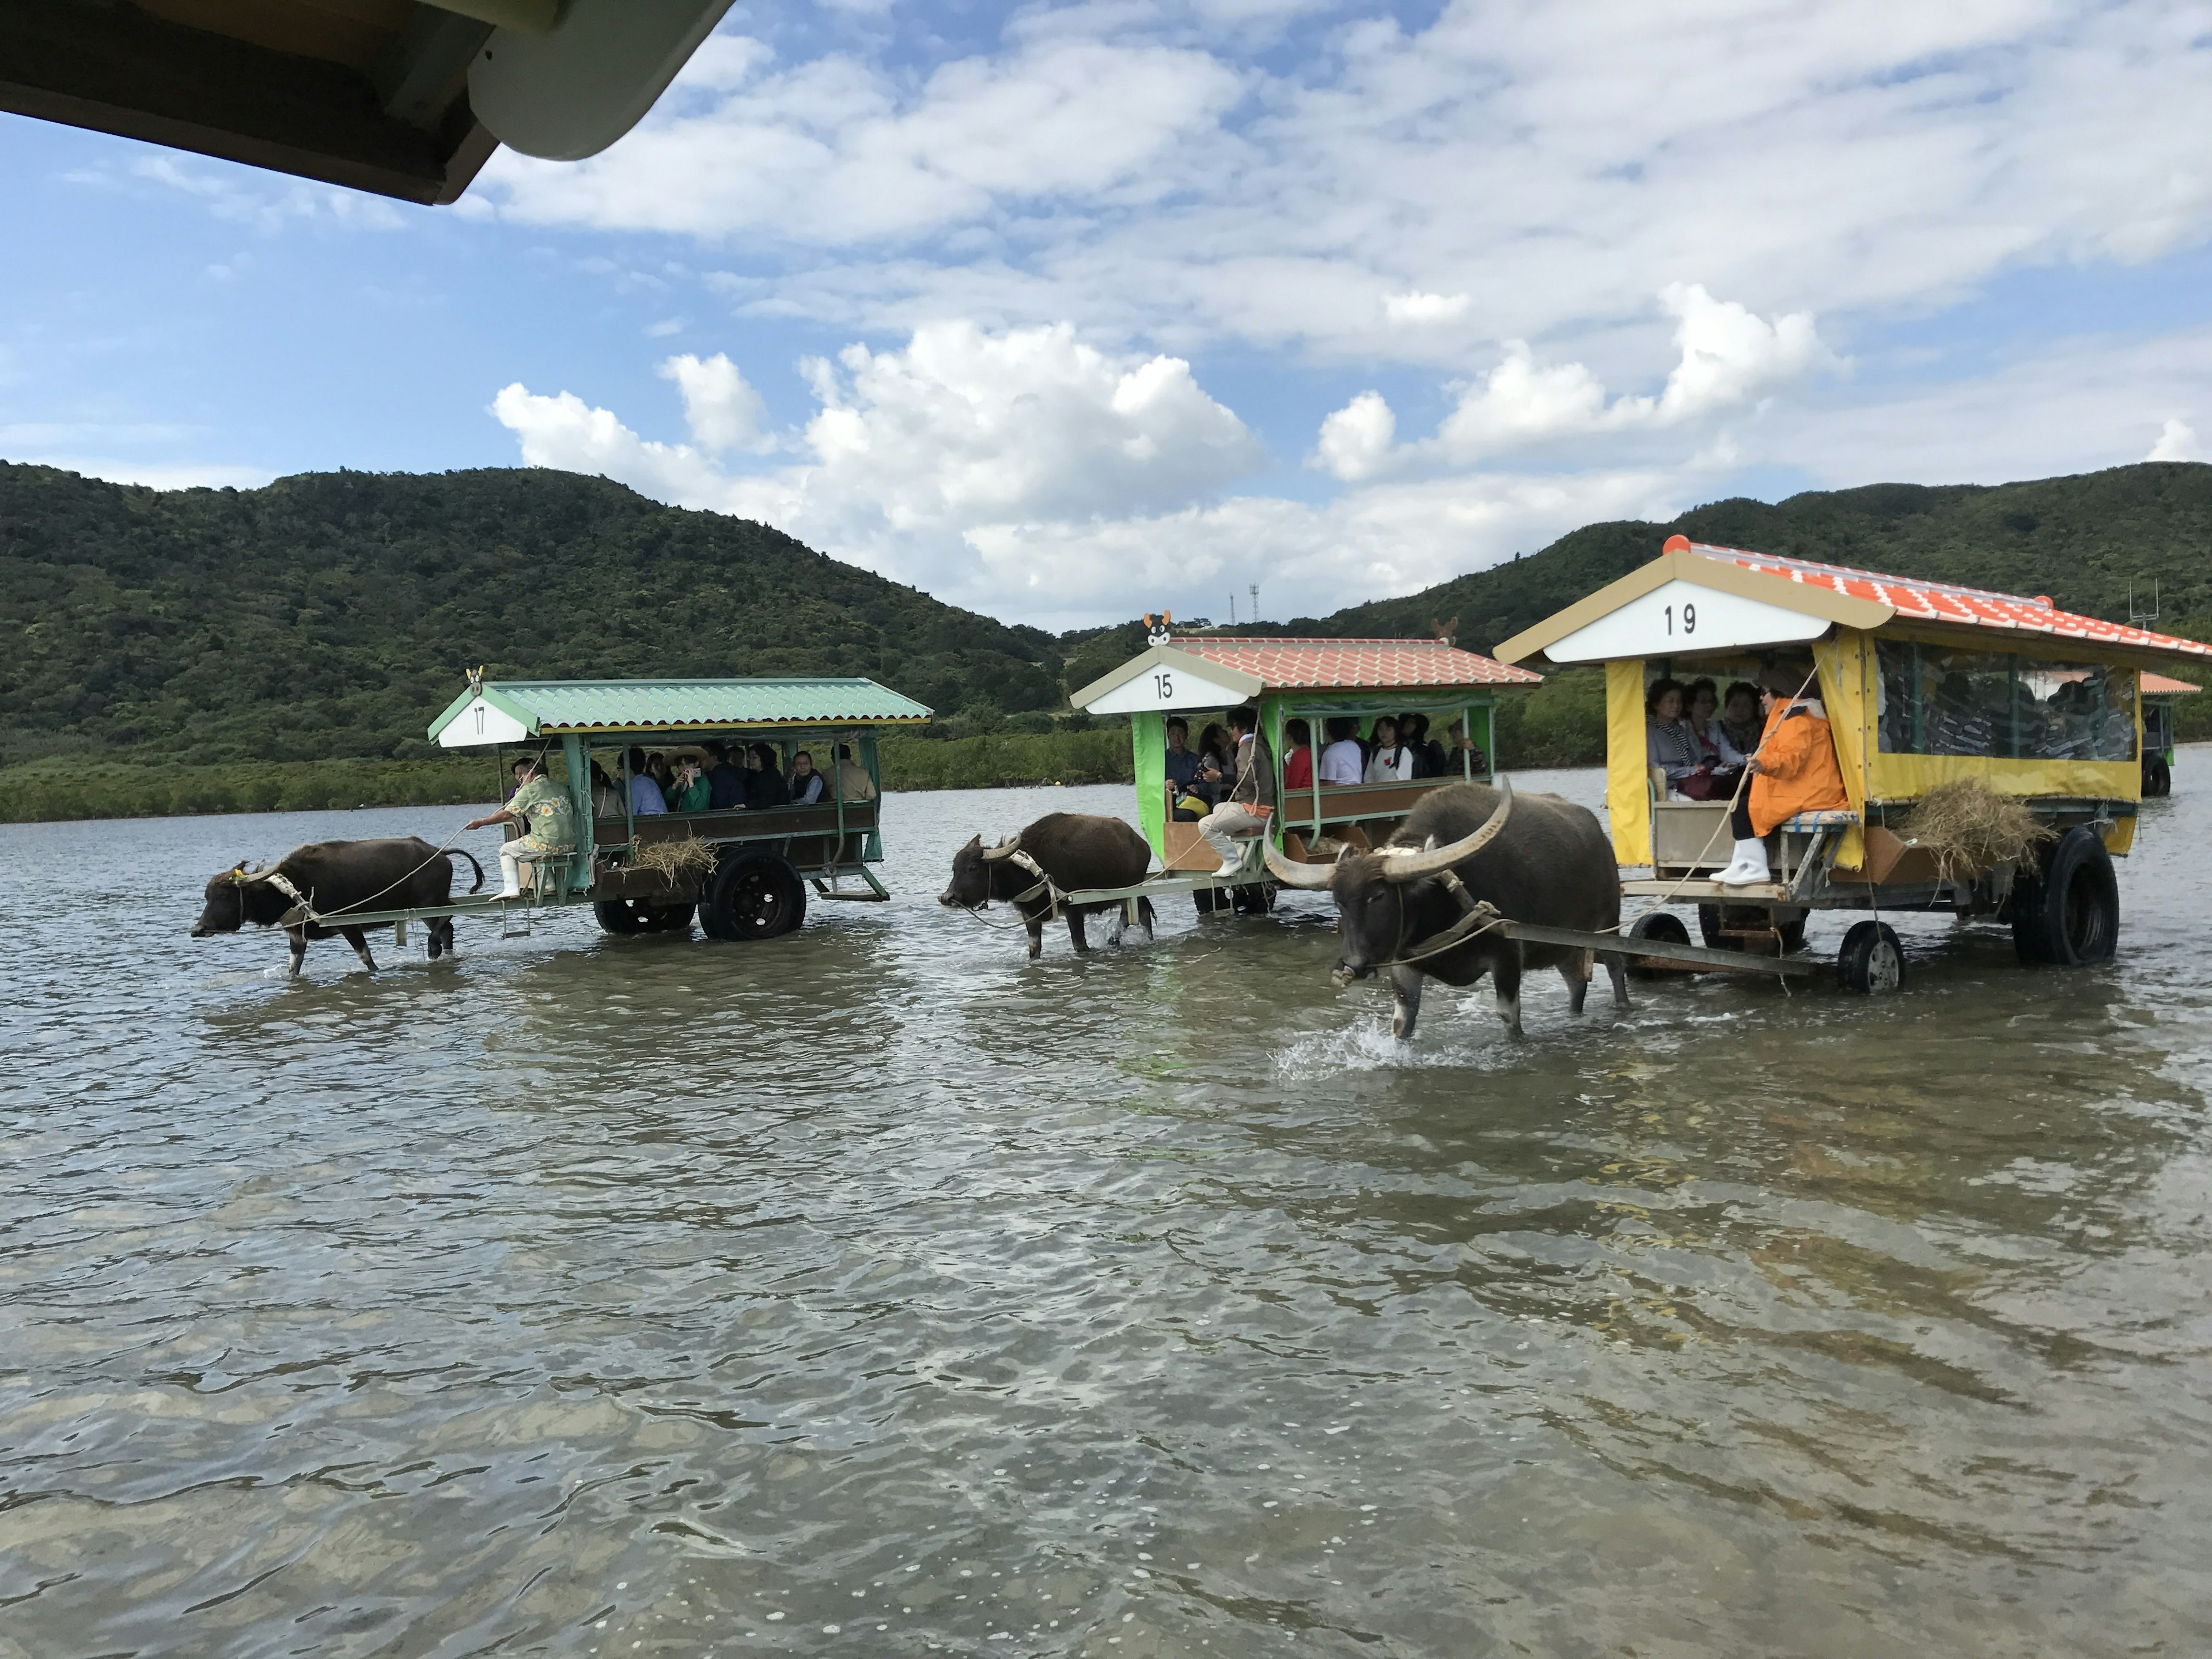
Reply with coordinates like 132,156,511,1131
1377,779,1514,882
1260,840,1337,889
979,834,1023,862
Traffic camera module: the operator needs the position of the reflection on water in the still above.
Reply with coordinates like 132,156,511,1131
4,765,2211,1657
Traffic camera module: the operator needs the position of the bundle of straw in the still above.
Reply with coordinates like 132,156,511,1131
626,835,720,882
1897,779,2052,882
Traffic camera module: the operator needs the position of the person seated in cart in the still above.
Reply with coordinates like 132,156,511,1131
1318,718,1364,785
626,747,666,816
464,753,578,898
835,744,878,803
1198,706,1275,874
706,741,747,809
1715,667,1852,887
788,750,827,805
1282,719,1315,790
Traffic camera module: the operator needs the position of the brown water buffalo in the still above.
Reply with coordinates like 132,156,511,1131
940,812,1156,959
1266,779,1627,1037
191,837,483,975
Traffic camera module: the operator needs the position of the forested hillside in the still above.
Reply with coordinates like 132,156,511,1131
0,463,1062,770
1306,463,2212,654
5,457,2207,820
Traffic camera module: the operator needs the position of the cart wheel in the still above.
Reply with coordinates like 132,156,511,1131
702,854,807,941
1836,920,1905,994
647,902,696,934
2143,755,2172,798
2012,826,2119,966
1626,910,1693,979
1194,887,1229,916
1698,903,1808,955
594,898,657,935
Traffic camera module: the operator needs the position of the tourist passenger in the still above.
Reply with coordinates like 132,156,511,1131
1164,718,1205,796
646,752,675,805
835,744,877,802
1318,718,1364,785
1401,712,1446,779
465,754,576,899
1715,666,1851,887
1198,706,1275,875
788,751,826,805
1713,681,1763,766
1365,715,1415,783
666,754,711,813
1282,719,1314,791
1645,678,1711,796
1446,719,1488,777
589,760,623,818
1685,679,1723,763
1195,722,1237,804
706,741,746,809
744,743,789,809
626,746,666,816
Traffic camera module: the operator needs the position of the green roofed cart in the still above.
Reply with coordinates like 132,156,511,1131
1062,631,1541,914
336,676,927,945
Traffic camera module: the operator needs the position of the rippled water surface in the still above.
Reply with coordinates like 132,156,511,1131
5,764,2211,1659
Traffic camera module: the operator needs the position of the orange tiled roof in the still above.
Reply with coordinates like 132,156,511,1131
1677,540,2212,660
2144,672,2202,694
1171,636,1540,690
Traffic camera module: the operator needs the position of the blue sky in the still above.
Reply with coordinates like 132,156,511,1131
4,0,2210,630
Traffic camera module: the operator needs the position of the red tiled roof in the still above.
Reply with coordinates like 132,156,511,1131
1171,636,1541,689
1676,540,2212,660
2144,672,2201,695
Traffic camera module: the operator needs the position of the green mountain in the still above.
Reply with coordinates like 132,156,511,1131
0,463,1063,770
1302,463,2212,654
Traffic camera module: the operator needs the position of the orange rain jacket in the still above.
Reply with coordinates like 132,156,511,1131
1748,699,1851,835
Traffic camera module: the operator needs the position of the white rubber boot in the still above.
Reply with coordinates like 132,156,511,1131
498,851,524,898
1715,838,1771,887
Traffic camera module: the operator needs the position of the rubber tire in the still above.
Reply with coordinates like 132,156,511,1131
2142,755,2172,798
1836,920,1905,994
701,854,807,942
2012,826,2119,967
1626,910,1694,979
647,902,696,934
1697,903,1808,955
1194,887,1230,916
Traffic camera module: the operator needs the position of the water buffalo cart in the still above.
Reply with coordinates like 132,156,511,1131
1060,631,1540,916
298,676,929,949
1493,536,2212,990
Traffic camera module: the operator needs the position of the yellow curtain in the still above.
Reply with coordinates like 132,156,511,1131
1605,658,1650,866
1813,630,1870,869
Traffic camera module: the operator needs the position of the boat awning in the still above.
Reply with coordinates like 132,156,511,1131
428,677,932,748
1071,637,1539,715
1497,536,2212,669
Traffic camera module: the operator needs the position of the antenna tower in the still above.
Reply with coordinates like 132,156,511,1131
2129,578,2161,630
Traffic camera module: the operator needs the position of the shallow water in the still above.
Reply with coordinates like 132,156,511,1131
3,763,2210,1659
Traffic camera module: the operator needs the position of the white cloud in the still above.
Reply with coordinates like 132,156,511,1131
1384,291,1471,325
659,351,771,453
2148,418,2201,463
1323,285,1832,475
1313,391,1396,481
478,37,1244,245
112,155,408,233
491,321,1264,612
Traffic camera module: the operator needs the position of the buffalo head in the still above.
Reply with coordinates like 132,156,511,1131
1265,781,1513,978
938,834,1025,910
191,864,253,937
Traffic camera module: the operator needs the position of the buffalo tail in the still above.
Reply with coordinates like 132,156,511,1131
450,848,486,893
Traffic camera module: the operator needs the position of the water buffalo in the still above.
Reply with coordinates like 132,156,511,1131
940,812,1157,959
191,837,484,976
1266,780,1627,1038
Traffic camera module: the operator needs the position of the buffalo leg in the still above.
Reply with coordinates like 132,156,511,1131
1138,897,1155,941
1562,949,1592,1016
1604,951,1630,1009
1107,904,1127,946
1388,965,1425,1040
286,926,308,978
1066,910,1090,955
342,926,377,972
1494,950,1525,1036
1025,918,1044,960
